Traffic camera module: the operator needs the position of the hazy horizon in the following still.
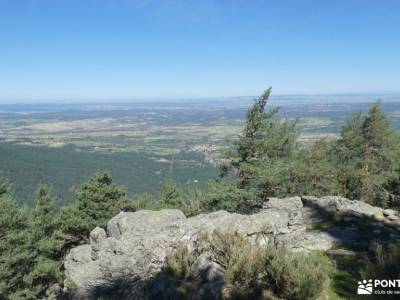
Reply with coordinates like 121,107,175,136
1,92,400,105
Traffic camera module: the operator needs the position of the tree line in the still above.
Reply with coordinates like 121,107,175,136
221,88,400,212
1,88,400,299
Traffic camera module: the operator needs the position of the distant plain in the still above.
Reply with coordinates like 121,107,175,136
1,94,400,205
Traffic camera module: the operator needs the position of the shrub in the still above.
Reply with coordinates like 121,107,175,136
181,189,207,217
163,231,335,300
164,245,197,280
362,241,400,279
203,231,265,298
263,247,335,300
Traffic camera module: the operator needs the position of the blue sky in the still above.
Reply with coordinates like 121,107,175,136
0,0,399,101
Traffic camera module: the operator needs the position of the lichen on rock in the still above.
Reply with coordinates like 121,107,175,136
63,196,398,299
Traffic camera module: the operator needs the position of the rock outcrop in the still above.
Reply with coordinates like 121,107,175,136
63,196,400,299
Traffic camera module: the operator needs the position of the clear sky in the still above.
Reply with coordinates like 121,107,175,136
0,0,399,101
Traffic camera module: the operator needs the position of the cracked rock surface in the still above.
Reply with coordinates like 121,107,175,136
64,196,398,299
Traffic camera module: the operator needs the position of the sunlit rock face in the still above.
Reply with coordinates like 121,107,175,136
64,196,399,299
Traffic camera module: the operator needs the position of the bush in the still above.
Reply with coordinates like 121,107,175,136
263,247,335,300
362,241,400,279
163,231,335,300
203,231,265,299
180,188,207,217
164,245,197,280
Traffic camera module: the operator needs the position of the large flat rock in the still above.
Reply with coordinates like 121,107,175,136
64,196,396,299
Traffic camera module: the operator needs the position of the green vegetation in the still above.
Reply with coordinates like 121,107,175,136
164,231,335,300
2,97,400,207
207,88,400,213
0,172,126,299
58,171,126,243
221,87,299,212
1,88,400,298
0,143,217,206
164,244,197,281
336,103,400,207
362,241,400,280
0,184,61,300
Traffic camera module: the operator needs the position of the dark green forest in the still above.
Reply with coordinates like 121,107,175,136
1,88,400,299
0,144,217,206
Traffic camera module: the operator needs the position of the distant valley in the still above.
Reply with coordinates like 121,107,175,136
1,94,400,205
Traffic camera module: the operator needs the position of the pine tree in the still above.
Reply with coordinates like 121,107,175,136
223,88,298,212
58,171,126,245
335,111,366,198
335,102,400,207
0,185,61,300
20,186,60,299
359,102,400,206
0,178,27,299
159,179,183,207
289,139,340,196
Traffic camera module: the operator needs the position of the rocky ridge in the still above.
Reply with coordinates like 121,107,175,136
63,196,400,299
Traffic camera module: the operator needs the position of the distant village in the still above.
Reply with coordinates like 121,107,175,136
190,144,218,153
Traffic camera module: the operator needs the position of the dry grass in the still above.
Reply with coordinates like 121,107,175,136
164,231,336,300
